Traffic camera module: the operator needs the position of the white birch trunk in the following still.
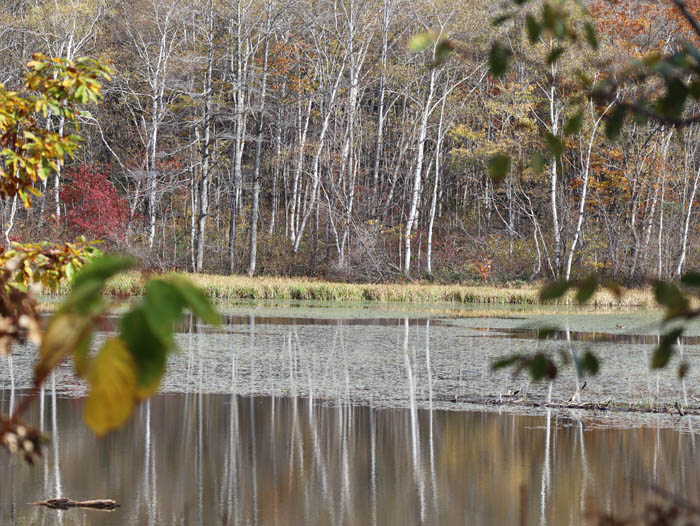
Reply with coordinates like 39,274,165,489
404,67,436,275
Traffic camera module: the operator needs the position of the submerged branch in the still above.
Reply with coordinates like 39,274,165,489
32,498,120,511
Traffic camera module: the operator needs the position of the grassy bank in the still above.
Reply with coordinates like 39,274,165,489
90,272,656,307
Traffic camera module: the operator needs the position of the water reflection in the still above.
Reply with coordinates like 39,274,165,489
473,326,700,346
84,313,446,333
4,311,700,525
3,392,700,525
6,315,700,419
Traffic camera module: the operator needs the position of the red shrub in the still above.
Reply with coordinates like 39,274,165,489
60,164,129,242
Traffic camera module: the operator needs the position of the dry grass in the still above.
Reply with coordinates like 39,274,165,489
74,272,659,308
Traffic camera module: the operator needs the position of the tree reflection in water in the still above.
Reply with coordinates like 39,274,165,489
2,316,700,524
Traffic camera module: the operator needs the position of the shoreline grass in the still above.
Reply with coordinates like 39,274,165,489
74,272,659,308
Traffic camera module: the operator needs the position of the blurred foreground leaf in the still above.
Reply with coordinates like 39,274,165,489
487,153,511,182
84,338,138,437
540,279,570,301
35,314,92,384
651,328,683,369
489,42,511,78
579,351,599,376
575,275,598,304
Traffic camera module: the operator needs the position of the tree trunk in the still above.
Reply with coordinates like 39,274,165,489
427,95,447,275
404,66,436,275
247,6,271,277
196,4,214,272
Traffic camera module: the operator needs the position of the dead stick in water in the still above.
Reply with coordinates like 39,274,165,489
32,498,119,511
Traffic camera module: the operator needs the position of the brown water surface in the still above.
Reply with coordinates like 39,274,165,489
3,392,700,526
4,307,700,525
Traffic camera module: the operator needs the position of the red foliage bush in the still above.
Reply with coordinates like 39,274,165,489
60,164,129,242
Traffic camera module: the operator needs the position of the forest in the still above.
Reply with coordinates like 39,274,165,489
1,0,698,284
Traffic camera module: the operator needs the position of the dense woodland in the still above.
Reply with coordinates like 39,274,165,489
1,0,699,283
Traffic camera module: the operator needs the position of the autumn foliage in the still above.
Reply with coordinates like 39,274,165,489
60,164,129,242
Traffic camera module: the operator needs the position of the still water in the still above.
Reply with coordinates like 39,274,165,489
3,303,700,525
4,393,700,525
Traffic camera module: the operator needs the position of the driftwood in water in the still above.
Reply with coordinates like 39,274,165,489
33,498,119,511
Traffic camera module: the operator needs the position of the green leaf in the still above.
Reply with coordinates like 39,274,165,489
546,46,565,65
528,353,558,381
408,32,434,52
487,153,511,182
143,280,185,347
540,279,570,301
689,80,700,99
583,21,598,50
605,106,627,141
73,327,95,378
564,110,583,136
492,14,513,26
492,355,521,370
120,307,168,390
536,327,557,340
659,78,688,118
544,132,563,158
575,275,598,304
64,261,76,282
59,278,105,315
683,41,700,65
602,279,623,301
489,42,512,78
576,71,593,90
651,328,683,369
526,15,542,43
580,351,599,376
167,276,219,324
531,152,547,173
552,18,567,40
681,271,700,286
72,255,136,289
542,3,556,28
433,40,455,66
631,108,650,126
654,281,690,317
84,338,138,437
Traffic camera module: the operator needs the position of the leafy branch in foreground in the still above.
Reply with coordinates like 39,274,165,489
493,274,700,384
0,237,100,355
44,257,218,436
1,255,219,460
0,53,219,462
476,1,700,385
0,238,99,463
485,0,700,176
492,339,600,382
0,54,112,207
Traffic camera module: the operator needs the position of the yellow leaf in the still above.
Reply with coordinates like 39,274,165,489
84,338,138,437
35,313,92,384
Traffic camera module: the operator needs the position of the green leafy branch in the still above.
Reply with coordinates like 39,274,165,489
0,54,112,207
31,256,219,437
483,1,700,384
0,53,220,463
1,254,220,462
0,237,100,356
494,274,700,383
485,0,700,182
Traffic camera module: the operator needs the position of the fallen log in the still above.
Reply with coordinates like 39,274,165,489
32,498,119,511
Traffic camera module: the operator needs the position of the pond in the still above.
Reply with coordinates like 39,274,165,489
3,301,700,525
